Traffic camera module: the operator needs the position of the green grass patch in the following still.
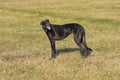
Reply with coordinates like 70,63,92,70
0,0,120,80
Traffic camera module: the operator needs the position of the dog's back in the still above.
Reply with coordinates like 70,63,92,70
52,23,84,31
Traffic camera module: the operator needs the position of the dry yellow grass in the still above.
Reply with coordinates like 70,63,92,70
0,0,120,80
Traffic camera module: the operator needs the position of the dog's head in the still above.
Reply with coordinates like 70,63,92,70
40,19,51,30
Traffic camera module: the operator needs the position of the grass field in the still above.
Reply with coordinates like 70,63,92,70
0,0,120,80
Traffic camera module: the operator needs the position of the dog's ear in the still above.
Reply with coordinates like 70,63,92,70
46,19,49,22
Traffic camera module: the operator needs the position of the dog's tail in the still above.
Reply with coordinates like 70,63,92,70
82,32,92,52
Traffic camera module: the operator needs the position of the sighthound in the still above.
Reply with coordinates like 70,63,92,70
40,19,92,59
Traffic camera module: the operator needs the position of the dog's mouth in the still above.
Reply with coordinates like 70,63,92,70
40,21,44,25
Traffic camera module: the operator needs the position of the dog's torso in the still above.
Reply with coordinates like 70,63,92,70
45,23,84,40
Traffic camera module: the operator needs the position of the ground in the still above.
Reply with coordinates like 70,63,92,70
0,0,120,80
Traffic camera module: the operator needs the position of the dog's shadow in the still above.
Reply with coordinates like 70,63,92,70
57,48,80,54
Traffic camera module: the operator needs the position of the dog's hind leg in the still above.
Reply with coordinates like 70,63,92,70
81,32,92,52
73,32,89,57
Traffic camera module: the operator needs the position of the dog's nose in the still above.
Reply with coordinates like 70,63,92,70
40,21,43,25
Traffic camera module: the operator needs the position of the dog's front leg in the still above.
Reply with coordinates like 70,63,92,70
50,39,57,59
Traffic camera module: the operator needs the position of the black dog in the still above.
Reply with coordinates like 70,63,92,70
40,19,92,59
